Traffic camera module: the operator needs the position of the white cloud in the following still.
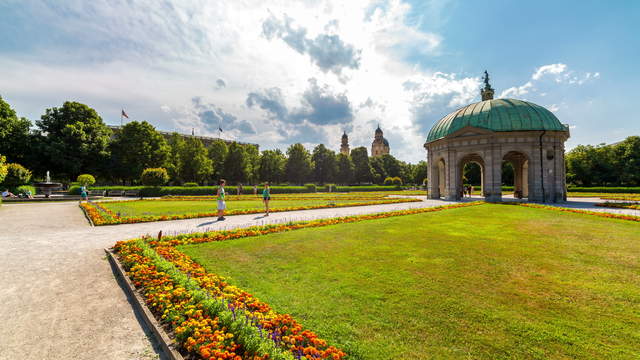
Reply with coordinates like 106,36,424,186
500,81,534,98
532,63,567,80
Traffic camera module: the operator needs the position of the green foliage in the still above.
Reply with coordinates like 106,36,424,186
166,133,185,183
369,156,386,184
383,176,403,185
566,137,640,186
207,139,228,179
140,167,169,187
413,161,428,185
0,95,32,164
76,174,96,186
304,183,317,192
335,153,354,185
243,144,261,183
36,101,111,179
110,121,170,182
566,186,640,193
179,138,213,183
183,182,199,187
224,142,250,183
15,185,36,195
350,147,372,184
285,143,312,185
259,149,286,183
311,144,337,185
2,163,32,187
0,154,7,184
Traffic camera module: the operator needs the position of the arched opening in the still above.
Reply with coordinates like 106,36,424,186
502,151,529,199
458,154,485,200
430,158,446,199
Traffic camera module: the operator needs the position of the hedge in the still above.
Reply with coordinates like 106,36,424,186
69,184,406,196
566,186,640,194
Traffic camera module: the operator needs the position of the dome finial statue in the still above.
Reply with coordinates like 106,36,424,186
481,70,495,101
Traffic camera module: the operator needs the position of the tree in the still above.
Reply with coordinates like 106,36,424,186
613,136,640,185
380,154,402,178
36,101,111,180
259,149,286,183
351,147,372,184
285,143,312,185
208,139,228,180
141,168,169,186
335,153,354,185
77,174,96,186
243,144,261,184
166,133,185,184
311,144,337,185
413,161,429,185
2,163,32,187
179,138,213,183
0,154,8,184
110,121,170,183
224,142,250,183
0,95,32,164
369,156,386,184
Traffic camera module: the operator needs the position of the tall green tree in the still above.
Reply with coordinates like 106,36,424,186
380,154,402,178
413,161,429,185
110,121,170,182
0,154,8,184
36,101,111,180
166,133,185,184
179,138,213,183
285,143,312,185
243,144,261,184
369,156,386,184
207,139,228,180
223,142,250,183
351,147,372,184
258,149,286,183
612,136,640,185
335,153,354,185
311,144,337,185
0,95,32,164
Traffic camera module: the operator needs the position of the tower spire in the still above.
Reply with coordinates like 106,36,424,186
481,70,495,101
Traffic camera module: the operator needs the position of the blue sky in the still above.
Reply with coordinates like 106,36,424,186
1,0,638,162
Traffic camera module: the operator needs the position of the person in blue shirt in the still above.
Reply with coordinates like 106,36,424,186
262,182,271,216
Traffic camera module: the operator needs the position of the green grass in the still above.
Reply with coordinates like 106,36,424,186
101,198,401,217
179,204,640,359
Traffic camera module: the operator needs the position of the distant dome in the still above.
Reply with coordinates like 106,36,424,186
383,138,389,146
426,98,568,143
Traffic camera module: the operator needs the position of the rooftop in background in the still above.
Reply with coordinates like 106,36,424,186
108,125,259,149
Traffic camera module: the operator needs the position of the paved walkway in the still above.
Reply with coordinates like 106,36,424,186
0,196,637,359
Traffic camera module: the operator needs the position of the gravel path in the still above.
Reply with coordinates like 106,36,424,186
0,196,636,359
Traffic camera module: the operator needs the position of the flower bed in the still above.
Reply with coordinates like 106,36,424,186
501,202,640,222
112,202,483,359
594,202,640,210
80,198,422,226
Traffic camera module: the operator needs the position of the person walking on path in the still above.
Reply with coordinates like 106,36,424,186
80,185,88,202
262,182,271,216
217,179,226,221
237,183,243,195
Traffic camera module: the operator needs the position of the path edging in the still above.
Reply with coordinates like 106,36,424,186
80,203,95,227
105,248,184,360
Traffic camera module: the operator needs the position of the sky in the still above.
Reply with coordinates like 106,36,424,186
1,0,639,163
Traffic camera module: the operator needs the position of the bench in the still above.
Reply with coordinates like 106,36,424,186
89,190,105,197
124,189,141,197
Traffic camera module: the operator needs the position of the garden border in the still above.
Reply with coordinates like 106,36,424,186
105,248,184,360
80,201,95,227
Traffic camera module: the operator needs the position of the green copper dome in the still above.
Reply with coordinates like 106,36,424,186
426,98,568,143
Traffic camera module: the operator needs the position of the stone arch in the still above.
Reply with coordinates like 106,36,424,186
430,158,446,198
456,153,485,200
502,150,530,199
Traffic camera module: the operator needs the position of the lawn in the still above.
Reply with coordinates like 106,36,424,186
179,204,640,359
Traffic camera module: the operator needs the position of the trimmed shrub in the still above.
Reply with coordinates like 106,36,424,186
567,186,640,194
304,183,317,192
2,163,32,187
183,182,199,187
383,177,402,186
141,168,169,187
77,174,96,186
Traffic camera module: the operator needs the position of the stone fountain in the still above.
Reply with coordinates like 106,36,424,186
34,171,62,198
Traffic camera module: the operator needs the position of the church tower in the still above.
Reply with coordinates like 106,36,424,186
340,131,350,155
371,125,390,157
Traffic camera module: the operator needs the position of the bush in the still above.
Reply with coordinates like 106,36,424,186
77,174,96,186
183,182,199,187
304,183,317,192
140,168,169,187
566,186,640,194
0,155,7,184
383,177,402,186
2,163,32,187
